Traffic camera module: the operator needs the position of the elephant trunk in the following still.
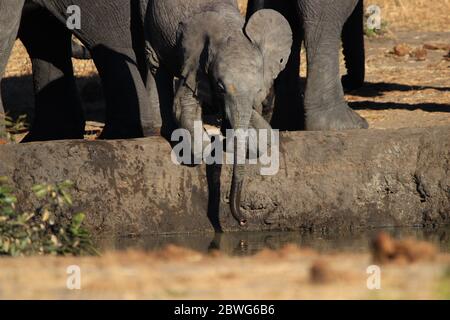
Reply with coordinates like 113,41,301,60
229,108,252,226
230,148,247,226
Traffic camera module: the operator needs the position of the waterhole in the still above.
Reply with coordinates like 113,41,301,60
95,226,450,256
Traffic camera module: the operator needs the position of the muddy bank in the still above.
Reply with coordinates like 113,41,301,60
0,126,449,236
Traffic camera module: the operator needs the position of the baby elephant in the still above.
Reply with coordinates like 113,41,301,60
141,0,292,224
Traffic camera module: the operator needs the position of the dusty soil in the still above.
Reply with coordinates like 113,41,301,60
0,238,449,300
347,31,450,129
1,1,449,300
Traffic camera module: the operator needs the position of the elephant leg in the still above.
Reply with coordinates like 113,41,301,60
141,70,163,136
92,46,146,139
342,0,365,91
299,0,368,131
153,68,178,141
34,0,152,139
173,83,207,164
19,5,85,141
142,64,178,139
0,0,25,137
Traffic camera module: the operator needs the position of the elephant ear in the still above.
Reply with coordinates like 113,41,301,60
177,11,222,96
245,9,292,83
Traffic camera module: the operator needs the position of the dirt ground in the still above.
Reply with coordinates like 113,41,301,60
1,1,449,300
0,238,449,300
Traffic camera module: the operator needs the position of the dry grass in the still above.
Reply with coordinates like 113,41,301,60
6,0,449,79
20,0,447,75
4,41,29,78
4,41,97,79
239,0,450,32
0,244,449,299
374,0,450,32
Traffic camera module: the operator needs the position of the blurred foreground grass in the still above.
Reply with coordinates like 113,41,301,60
0,178,97,256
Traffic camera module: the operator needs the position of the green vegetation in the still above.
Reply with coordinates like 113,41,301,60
364,20,389,37
0,177,97,256
0,113,28,143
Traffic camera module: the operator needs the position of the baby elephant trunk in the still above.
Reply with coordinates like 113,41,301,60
230,153,247,226
229,110,252,226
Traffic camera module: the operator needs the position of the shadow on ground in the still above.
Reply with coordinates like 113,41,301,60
347,81,450,112
350,101,450,112
2,74,105,123
348,81,450,97
3,75,449,128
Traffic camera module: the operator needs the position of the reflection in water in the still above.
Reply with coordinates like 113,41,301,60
95,226,450,257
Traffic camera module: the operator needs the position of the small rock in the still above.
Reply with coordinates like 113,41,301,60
310,260,335,284
371,232,437,264
410,47,428,61
372,232,396,261
393,43,411,57
423,43,450,51
395,239,437,263
445,50,450,61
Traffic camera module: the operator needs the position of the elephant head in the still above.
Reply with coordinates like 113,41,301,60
174,8,292,225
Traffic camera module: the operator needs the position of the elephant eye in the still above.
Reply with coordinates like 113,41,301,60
280,58,284,64
217,80,226,93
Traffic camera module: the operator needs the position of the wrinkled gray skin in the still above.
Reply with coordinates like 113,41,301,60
1,1,85,141
1,0,152,140
141,0,292,225
0,0,25,138
247,0,369,131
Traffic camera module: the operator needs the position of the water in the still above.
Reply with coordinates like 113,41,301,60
95,226,450,256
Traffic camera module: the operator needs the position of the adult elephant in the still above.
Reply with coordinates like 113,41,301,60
17,1,85,141
246,0,368,131
1,1,90,141
1,0,158,140
0,0,24,139
141,0,292,224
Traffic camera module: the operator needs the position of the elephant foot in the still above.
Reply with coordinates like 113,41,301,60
142,126,162,137
305,102,369,131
